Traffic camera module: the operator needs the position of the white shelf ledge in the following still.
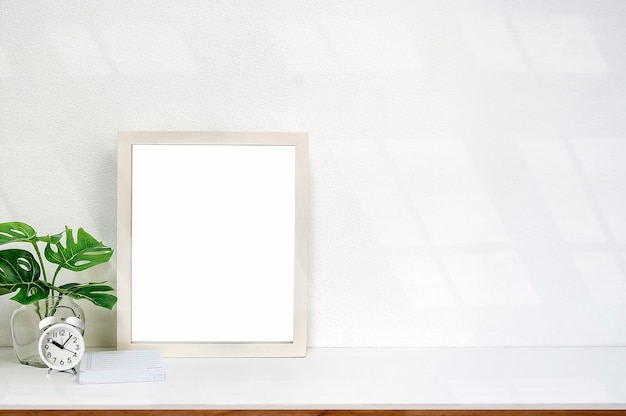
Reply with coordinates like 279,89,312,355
1,347,625,409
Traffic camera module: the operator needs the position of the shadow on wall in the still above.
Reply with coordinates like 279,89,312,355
0,1,624,347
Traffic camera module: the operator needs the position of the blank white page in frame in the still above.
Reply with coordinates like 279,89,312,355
117,132,308,357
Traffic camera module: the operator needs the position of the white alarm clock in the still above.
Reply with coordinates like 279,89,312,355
38,316,86,372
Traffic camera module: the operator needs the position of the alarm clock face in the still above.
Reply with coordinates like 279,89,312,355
38,322,85,371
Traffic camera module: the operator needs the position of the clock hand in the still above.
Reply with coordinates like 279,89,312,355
51,340,65,350
62,334,73,349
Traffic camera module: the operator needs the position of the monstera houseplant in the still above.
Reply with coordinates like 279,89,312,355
0,221,116,367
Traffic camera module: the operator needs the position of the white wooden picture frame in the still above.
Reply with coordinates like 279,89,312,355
117,131,308,357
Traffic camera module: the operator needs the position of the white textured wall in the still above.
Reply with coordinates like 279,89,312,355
1,1,625,348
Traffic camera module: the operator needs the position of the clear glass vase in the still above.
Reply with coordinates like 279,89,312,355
10,296,85,367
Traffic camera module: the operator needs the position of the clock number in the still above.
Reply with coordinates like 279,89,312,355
67,357,72,364
60,360,64,366
75,344,80,350
46,352,51,358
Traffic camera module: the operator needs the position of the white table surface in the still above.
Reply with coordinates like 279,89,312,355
1,346,625,410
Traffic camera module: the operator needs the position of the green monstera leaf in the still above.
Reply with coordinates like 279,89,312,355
0,221,62,246
0,249,48,304
44,226,113,272
58,282,117,310
0,222,37,245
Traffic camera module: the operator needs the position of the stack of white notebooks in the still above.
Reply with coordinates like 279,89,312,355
78,349,166,384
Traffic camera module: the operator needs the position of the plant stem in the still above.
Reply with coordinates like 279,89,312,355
31,241,47,283
51,265,62,288
34,301,43,321
31,241,52,315
48,265,64,315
